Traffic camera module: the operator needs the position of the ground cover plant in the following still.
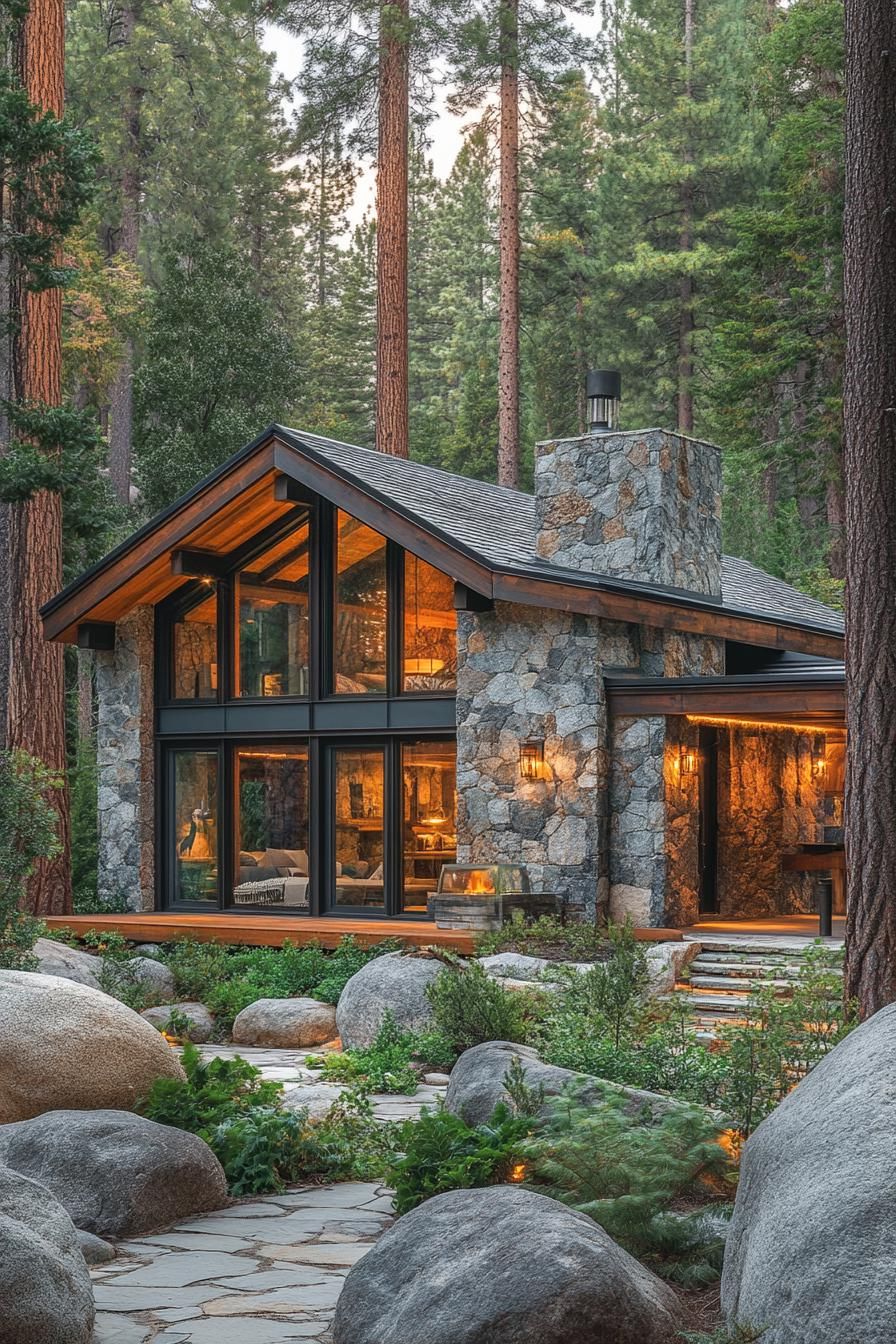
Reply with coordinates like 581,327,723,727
139,1042,405,1194
476,911,614,963
425,957,532,1053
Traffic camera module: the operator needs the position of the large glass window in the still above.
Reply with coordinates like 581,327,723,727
403,555,457,692
238,517,311,697
230,746,310,909
334,511,387,693
332,747,385,906
172,588,217,700
172,750,219,904
401,740,457,911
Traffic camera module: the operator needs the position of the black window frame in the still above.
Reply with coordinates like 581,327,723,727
155,490,458,918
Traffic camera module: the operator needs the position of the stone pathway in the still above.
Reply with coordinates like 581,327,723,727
90,1046,446,1342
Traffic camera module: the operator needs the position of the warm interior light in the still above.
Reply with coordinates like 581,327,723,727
811,752,827,780
404,657,446,676
519,737,545,780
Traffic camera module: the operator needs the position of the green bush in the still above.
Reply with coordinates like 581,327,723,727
523,1086,735,1286
139,1043,402,1193
427,959,527,1054
0,750,61,969
390,1101,532,1216
317,1012,420,1095
161,935,402,1034
476,911,613,963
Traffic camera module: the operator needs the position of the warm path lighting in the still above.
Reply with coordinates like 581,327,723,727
508,1162,527,1183
519,737,545,780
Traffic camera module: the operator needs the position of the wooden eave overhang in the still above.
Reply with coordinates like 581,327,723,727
605,672,846,725
42,428,846,658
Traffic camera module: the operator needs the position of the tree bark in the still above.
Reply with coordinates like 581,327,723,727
842,0,896,1017
375,0,409,458
106,1,142,505
6,0,72,915
676,0,695,435
497,0,520,487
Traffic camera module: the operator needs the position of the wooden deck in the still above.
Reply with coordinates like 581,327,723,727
44,912,478,952
43,912,684,951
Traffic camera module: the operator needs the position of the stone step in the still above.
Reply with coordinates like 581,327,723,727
687,973,796,993
692,948,816,965
678,991,755,1012
688,958,807,979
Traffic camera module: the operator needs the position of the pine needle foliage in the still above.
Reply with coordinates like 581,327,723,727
427,958,527,1053
523,1086,735,1286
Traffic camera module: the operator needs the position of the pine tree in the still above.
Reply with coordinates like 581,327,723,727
707,0,845,589
524,69,602,438
446,0,588,485
594,0,761,431
134,242,300,512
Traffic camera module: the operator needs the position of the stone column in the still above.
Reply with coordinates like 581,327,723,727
94,607,155,911
455,601,607,919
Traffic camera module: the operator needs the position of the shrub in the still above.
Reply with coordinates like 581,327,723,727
475,910,613,963
0,750,61,969
390,1101,532,1216
523,1086,736,1285
317,1012,420,1095
139,1043,402,1193
427,959,527,1054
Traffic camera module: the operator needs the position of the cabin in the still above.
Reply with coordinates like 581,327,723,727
41,396,846,944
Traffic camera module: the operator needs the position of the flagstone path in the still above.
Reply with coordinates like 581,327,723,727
89,1046,447,1343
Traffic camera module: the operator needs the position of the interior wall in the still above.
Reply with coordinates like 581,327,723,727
715,726,826,918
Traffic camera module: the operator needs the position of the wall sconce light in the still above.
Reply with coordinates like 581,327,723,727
678,744,699,778
811,751,827,781
519,737,545,781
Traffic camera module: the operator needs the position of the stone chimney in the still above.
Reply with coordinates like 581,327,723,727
534,428,722,597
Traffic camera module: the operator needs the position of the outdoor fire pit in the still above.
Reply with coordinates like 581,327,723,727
428,864,561,931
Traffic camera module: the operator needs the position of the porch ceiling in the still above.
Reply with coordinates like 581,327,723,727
605,672,846,726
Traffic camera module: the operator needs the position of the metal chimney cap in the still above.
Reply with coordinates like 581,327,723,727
586,369,621,400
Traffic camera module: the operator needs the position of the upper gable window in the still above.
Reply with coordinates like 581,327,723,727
334,510,387,694
172,587,218,700
237,514,311,697
403,555,457,692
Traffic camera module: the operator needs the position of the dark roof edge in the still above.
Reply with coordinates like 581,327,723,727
41,425,845,646
605,671,845,692
41,424,283,619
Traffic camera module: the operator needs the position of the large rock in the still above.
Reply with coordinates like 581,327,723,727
0,1165,95,1343
336,952,443,1049
445,1041,684,1126
722,1005,896,1344
232,997,337,1048
127,955,177,1000
0,970,185,1123
141,1001,215,1043
332,1185,681,1344
0,1109,228,1238
644,941,699,995
33,937,103,989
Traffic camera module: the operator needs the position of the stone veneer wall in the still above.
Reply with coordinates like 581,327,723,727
715,726,824,917
608,628,723,928
94,607,155,911
535,429,722,597
455,602,609,919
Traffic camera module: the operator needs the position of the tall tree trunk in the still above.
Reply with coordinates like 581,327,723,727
375,0,409,458
6,0,72,915
497,0,520,488
842,0,896,1017
676,0,695,434
106,1,141,505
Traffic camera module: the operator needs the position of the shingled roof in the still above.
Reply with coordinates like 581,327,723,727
278,428,845,637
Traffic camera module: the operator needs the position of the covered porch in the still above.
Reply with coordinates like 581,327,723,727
607,650,846,935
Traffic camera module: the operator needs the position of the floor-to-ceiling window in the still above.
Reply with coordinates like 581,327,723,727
157,495,457,917
230,746,310,909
